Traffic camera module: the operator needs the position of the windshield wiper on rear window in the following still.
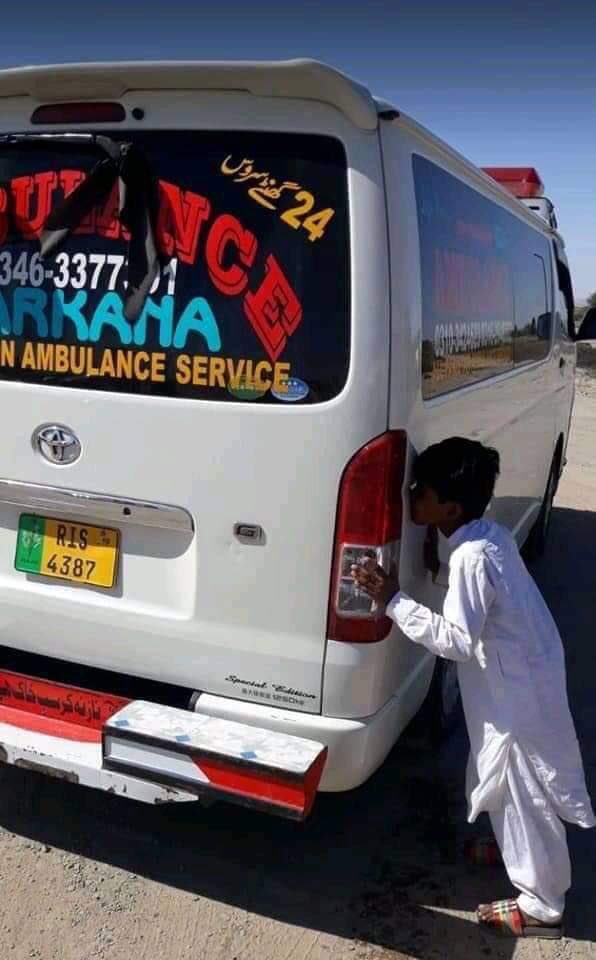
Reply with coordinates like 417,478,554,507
0,132,160,321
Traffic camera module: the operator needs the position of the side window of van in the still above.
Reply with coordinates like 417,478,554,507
555,290,572,341
414,155,553,399
553,248,575,341
512,250,552,365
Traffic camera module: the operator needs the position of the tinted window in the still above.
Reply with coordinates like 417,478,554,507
554,247,574,341
414,155,552,398
0,131,349,404
555,289,571,341
512,245,551,364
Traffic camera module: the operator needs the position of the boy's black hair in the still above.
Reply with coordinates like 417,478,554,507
413,437,500,520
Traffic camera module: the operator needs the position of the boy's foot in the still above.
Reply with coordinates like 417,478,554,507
464,837,502,866
477,899,563,939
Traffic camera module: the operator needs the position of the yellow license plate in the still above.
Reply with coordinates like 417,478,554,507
16,515,119,589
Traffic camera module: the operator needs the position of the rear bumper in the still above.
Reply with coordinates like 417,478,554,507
0,655,431,808
192,656,432,792
0,670,327,819
0,718,198,805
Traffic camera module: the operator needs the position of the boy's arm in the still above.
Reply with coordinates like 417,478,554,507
386,554,495,662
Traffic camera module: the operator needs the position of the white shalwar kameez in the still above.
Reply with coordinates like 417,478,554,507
387,519,595,923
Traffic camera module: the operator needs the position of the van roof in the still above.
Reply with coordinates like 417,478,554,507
0,59,563,245
376,101,562,242
0,59,380,131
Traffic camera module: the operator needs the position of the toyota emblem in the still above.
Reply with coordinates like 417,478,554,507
33,424,82,465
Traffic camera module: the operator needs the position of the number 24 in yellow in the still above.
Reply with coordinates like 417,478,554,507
280,192,335,242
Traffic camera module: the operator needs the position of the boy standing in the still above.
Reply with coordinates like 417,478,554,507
352,438,594,938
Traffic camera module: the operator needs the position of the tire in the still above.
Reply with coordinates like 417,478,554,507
524,451,560,561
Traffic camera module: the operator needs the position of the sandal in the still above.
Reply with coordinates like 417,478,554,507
464,837,502,866
477,899,563,939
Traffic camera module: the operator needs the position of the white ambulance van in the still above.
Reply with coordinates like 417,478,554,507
0,60,586,819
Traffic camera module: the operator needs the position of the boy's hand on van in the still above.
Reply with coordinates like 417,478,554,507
423,525,440,577
350,559,399,607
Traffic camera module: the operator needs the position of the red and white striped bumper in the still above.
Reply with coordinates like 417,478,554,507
0,670,327,819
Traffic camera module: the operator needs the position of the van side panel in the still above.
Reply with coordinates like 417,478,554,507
384,119,565,553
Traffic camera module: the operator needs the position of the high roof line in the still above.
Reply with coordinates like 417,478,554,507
0,58,561,240
0,59,381,131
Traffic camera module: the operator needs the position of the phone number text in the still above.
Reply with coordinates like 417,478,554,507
0,251,178,296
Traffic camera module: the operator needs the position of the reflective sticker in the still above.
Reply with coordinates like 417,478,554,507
272,377,309,403
227,375,268,401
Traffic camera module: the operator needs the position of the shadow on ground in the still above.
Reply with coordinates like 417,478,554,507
0,505,594,959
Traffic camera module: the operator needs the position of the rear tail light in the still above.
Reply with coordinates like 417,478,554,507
328,431,407,643
31,102,126,125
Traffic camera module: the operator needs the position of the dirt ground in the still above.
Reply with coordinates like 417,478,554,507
0,371,595,960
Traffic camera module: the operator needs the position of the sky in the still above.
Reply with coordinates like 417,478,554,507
1,0,595,300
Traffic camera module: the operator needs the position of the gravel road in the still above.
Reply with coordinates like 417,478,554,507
0,375,594,960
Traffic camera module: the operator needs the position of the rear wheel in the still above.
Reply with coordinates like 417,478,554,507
525,451,560,561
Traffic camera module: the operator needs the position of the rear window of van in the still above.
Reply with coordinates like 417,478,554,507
0,131,349,404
